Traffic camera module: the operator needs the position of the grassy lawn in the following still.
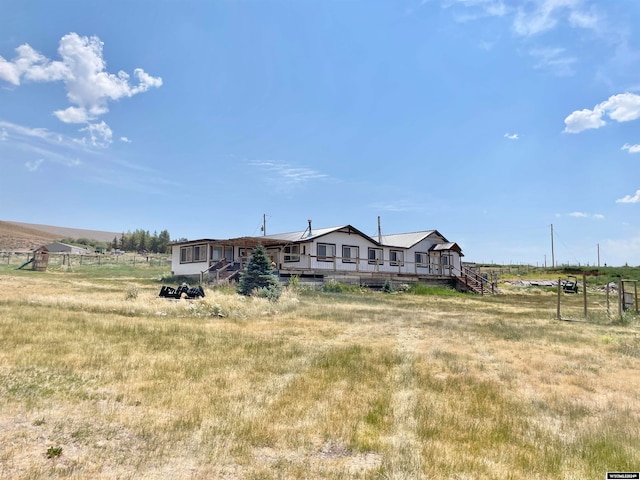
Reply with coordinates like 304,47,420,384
0,264,639,479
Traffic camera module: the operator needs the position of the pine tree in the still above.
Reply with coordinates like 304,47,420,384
158,230,171,254
237,245,282,300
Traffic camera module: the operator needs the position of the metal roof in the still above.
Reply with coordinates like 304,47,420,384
169,226,460,253
430,242,462,254
379,230,441,248
262,225,348,243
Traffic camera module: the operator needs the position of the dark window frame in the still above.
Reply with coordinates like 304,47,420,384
342,245,359,263
368,247,383,265
317,243,336,262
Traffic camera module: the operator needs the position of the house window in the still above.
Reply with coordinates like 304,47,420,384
239,247,253,259
284,244,300,262
368,247,383,265
180,246,192,263
342,245,359,263
415,252,429,267
317,243,336,262
193,245,207,262
211,245,223,261
390,250,404,266
181,244,207,263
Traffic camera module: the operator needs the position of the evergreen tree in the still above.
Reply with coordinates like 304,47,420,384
158,230,171,254
139,229,148,252
149,230,159,253
237,244,282,301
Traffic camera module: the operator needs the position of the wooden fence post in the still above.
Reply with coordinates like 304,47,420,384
557,277,561,320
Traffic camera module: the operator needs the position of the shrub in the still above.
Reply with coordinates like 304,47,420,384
382,279,394,293
322,280,361,293
237,245,282,301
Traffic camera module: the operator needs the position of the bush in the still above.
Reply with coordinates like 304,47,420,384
237,245,282,301
322,280,361,293
382,279,394,293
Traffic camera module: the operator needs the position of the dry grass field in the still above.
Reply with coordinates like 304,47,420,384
0,263,639,479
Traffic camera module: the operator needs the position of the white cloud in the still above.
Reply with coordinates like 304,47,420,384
120,136,132,143
616,190,640,204
622,143,640,154
54,106,90,123
593,214,604,219
563,107,606,133
564,93,640,133
602,93,640,122
0,128,7,141
0,44,68,85
0,33,162,124
569,211,588,217
25,159,44,172
504,132,519,140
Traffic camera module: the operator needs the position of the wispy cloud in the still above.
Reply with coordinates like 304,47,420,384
77,121,113,148
564,92,640,133
0,128,7,141
616,190,640,204
622,143,640,154
513,0,602,37
249,160,329,185
442,0,508,21
120,136,132,143
504,132,519,140
530,47,577,76
25,159,43,172
438,0,602,36
369,200,425,212
557,211,605,218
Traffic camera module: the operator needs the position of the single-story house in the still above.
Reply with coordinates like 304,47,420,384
169,222,485,292
44,242,91,255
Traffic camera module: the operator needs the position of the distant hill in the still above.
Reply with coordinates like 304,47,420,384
0,221,121,252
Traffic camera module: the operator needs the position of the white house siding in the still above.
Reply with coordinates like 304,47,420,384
169,226,464,280
171,242,210,277
278,231,460,276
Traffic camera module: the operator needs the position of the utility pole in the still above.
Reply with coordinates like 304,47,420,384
597,243,600,267
550,224,555,268
263,213,266,236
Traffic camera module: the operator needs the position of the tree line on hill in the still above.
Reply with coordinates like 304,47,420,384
61,229,173,254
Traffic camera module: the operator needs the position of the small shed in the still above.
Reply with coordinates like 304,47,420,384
44,242,91,254
33,246,49,271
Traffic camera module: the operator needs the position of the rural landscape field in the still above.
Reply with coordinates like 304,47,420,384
1,257,639,479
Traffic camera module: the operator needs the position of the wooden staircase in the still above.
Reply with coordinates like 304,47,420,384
455,266,495,295
203,260,243,284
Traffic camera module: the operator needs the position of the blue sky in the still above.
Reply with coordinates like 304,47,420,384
1,0,640,266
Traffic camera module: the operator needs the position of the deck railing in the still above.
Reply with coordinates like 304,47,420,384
271,253,456,277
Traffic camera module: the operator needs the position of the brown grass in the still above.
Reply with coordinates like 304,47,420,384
0,268,639,479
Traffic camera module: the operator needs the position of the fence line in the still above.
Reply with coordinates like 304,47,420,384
1,252,170,269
